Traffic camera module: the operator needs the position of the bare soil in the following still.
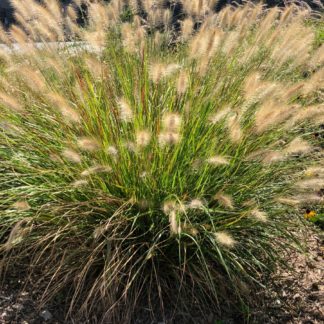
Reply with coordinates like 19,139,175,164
250,230,324,324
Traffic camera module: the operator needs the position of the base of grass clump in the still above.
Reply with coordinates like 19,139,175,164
1,229,323,323
0,1,323,323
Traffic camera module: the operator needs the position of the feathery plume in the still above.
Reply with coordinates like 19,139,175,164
132,15,142,28
149,63,164,83
164,64,181,77
149,63,180,83
206,29,223,58
45,0,63,24
124,141,137,152
83,30,106,51
43,55,63,75
284,137,312,155
162,200,185,215
135,130,151,148
4,218,32,251
19,67,46,92
12,200,31,211
214,192,234,209
84,56,106,79
129,0,139,12
49,153,63,164
62,149,82,163
118,98,133,122
162,112,182,131
67,5,78,22
250,209,268,222
33,6,63,42
169,210,179,235
214,231,236,248
243,74,278,102
47,93,81,124
242,199,256,207
281,83,304,101
262,151,285,164
284,105,324,128
302,68,324,95
0,25,11,45
279,6,294,25
254,100,294,134
72,179,88,188
0,92,23,112
176,71,189,95
153,31,162,47
162,9,172,27
162,200,177,215
188,199,205,209
0,122,21,136
92,224,107,240
196,57,210,76
190,29,223,59
77,137,100,152
209,107,231,124
14,12,32,38
181,18,194,41
207,156,229,166
140,171,147,179
88,2,110,30
107,146,118,157
255,7,280,43
81,165,112,177
270,22,314,68
147,8,162,27
276,197,300,206
0,48,10,64
296,179,323,190
222,30,240,55
295,194,323,204
244,72,262,99
158,132,180,146
309,44,324,67
105,2,121,24
189,34,201,59
182,0,208,17
121,23,144,53
183,224,199,236
10,25,29,44
227,115,242,143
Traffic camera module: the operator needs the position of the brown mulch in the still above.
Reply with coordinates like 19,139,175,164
251,230,324,324
0,230,323,324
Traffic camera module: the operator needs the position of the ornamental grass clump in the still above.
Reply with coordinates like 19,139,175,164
0,0,323,322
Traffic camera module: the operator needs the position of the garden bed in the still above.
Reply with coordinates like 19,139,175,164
1,229,322,324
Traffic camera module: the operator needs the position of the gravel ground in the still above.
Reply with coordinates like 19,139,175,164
1,230,323,324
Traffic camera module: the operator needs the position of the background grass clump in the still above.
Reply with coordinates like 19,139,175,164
0,1,323,322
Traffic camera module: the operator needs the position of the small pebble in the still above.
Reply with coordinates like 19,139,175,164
0,311,9,320
12,303,23,311
40,309,53,321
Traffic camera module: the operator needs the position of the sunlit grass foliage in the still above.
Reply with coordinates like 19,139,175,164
0,0,323,322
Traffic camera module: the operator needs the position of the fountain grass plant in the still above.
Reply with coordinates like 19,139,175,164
0,1,323,322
